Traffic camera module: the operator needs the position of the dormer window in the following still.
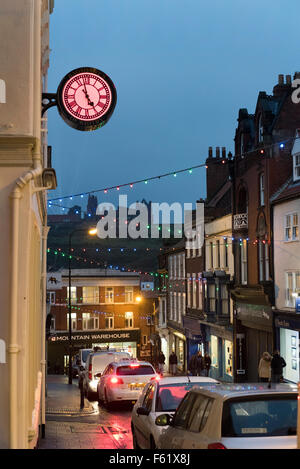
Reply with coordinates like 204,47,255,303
294,153,300,181
258,114,263,143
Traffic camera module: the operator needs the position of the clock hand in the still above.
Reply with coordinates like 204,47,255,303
82,83,94,106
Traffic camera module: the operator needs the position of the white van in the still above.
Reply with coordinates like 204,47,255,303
84,351,131,399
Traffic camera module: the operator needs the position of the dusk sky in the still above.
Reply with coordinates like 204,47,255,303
47,0,300,214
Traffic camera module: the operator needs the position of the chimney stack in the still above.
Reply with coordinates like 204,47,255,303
208,146,213,158
222,147,226,159
216,147,220,159
286,75,292,85
278,74,284,85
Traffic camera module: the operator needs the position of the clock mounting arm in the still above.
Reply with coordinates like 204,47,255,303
41,93,58,117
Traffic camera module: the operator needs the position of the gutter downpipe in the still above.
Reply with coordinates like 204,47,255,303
9,150,43,449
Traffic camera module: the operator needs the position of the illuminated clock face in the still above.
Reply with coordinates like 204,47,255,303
56,67,117,131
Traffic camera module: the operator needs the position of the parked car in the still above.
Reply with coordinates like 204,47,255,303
131,376,219,449
97,360,158,408
83,351,131,400
156,383,298,449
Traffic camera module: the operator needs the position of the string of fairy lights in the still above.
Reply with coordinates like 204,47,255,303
47,135,298,214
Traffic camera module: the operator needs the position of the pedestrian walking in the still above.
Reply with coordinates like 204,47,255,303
188,353,198,376
169,351,178,376
203,353,212,377
271,350,286,384
258,351,272,383
196,351,205,376
78,366,85,409
158,351,165,376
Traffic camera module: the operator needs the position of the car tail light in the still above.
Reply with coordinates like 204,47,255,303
88,363,92,381
130,363,140,368
151,376,160,381
110,376,124,385
207,443,227,449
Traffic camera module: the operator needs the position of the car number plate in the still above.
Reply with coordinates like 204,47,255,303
129,383,145,390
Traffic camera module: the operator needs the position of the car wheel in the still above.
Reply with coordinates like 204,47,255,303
132,425,140,450
150,436,157,450
104,389,113,410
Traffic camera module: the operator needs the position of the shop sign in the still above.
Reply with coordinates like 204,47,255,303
47,272,62,290
236,333,245,375
49,329,139,343
236,303,272,328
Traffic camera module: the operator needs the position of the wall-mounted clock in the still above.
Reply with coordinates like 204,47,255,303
56,67,117,131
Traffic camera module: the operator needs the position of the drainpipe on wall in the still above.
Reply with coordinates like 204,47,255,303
9,150,43,449
41,225,49,439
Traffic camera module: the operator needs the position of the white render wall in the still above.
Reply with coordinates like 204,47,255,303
273,198,300,311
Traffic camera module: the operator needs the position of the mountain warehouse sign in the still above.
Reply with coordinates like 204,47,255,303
49,329,139,343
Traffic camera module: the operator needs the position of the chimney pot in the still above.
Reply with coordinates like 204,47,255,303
222,147,226,158
278,74,284,85
208,146,213,158
216,147,220,158
286,75,292,85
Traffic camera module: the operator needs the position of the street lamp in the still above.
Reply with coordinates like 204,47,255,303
68,227,97,385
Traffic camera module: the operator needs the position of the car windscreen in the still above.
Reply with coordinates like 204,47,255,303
81,350,92,363
116,365,155,376
156,383,210,412
222,395,297,437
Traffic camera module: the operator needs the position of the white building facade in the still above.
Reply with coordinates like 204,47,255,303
272,134,300,383
0,0,55,448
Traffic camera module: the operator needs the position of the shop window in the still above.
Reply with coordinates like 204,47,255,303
105,287,114,303
82,286,99,304
105,316,114,329
211,335,218,369
125,311,134,328
225,340,233,376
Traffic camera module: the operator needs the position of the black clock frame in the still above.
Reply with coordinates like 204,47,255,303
42,67,117,132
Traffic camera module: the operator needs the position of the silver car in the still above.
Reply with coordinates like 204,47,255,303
157,383,298,449
131,376,219,449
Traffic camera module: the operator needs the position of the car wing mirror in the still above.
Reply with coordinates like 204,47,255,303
95,372,102,378
155,414,172,426
136,407,150,416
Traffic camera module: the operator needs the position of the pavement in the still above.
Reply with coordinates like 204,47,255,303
38,374,133,450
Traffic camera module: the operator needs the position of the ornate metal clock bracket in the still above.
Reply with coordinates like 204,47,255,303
41,93,57,117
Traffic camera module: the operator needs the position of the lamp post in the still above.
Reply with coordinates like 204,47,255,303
68,227,97,385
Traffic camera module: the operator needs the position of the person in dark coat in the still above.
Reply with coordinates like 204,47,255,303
188,353,198,376
78,366,85,409
196,351,204,376
271,350,286,383
158,351,166,375
169,351,178,376
203,353,212,377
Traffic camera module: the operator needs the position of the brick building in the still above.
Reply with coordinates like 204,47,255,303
46,269,156,373
231,74,300,382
